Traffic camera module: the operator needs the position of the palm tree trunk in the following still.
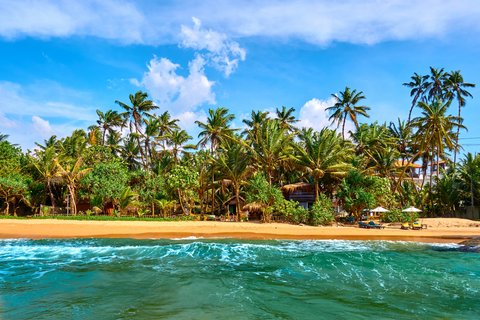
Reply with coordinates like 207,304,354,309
471,178,474,207
342,117,346,140
102,129,106,146
68,185,77,215
47,180,56,208
235,186,241,222
314,178,319,202
178,188,187,215
453,103,461,168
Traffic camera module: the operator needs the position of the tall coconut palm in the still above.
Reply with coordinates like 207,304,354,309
215,140,252,220
294,128,352,200
444,70,475,166
143,116,160,167
156,111,179,150
54,157,91,215
96,109,124,145
250,119,294,185
166,129,193,162
426,67,447,102
121,134,141,170
412,99,465,185
195,107,236,213
403,72,429,122
242,110,269,140
327,87,370,139
275,106,298,132
389,118,414,162
115,91,158,168
30,146,58,208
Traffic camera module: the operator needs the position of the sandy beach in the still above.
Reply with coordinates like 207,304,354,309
0,218,479,243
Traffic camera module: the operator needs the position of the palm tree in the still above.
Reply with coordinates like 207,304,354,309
412,99,465,187
54,157,91,215
96,109,124,145
275,106,298,132
242,110,269,140
426,67,447,102
215,140,252,220
121,134,141,170
389,118,414,162
327,87,370,139
195,107,236,213
294,128,352,200
35,135,59,151
250,119,294,185
115,91,158,168
30,146,58,208
459,153,480,207
156,111,179,150
403,72,429,122
167,129,193,162
444,70,475,166
143,116,160,167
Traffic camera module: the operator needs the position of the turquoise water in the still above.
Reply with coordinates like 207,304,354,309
0,239,479,319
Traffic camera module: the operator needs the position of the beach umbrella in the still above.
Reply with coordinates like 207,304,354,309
371,206,389,213
402,206,422,212
402,206,422,223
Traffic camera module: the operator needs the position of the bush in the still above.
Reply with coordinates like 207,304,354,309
273,199,308,224
381,209,419,223
310,194,335,226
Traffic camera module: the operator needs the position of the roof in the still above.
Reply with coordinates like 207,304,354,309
281,182,314,193
394,160,422,168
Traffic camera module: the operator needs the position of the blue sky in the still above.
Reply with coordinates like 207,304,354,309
1,0,479,154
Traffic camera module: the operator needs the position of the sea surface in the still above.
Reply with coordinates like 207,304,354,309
0,239,479,320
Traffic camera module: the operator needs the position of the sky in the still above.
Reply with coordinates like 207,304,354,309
1,0,480,154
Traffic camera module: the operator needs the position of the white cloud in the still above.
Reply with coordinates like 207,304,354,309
32,116,54,138
180,17,246,76
298,97,355,135
0,0,145,43
175,110,208,138
133,55,215,113
0,81,96,149
1,1,479,46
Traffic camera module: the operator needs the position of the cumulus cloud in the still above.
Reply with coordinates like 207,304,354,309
298,97,355,135
32,116,54,138
133,55,216,114
180,17,246,76
1,1,479,46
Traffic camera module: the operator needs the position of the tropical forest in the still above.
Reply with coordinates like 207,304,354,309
0,67,478,225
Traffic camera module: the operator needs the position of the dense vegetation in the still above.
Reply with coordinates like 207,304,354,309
0,67,478,224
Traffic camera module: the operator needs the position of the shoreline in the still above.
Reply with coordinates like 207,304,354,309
1,219,480,243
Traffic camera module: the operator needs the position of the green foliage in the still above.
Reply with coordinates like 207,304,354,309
118,187,139,212
310,194,335,226
337,170,375,217
81,159,129,207
246,173,284,221
369,176,398,209
381,209,418,223
272,199,308,224
166,165,199,214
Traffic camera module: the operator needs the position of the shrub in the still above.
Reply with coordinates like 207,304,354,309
310,194,335,226
273,199,308,224
381,209,419,223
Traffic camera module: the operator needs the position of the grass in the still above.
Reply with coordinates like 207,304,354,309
0,215,198,222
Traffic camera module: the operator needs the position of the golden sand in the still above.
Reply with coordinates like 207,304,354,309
1,218,479,243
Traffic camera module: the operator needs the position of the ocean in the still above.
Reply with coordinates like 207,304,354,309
0,239,479,319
